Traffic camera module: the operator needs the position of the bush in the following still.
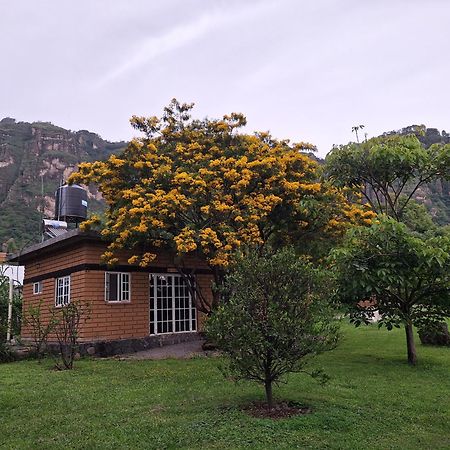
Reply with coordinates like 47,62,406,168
53,301,90,370
418,322,450,346
0,341,14,363
23,300,57,360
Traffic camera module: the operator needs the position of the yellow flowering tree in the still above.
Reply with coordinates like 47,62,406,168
69,99,373,313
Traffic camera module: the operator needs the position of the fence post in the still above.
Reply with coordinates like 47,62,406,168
6,275,13,343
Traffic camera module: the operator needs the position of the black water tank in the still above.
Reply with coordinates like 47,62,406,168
55,184,88,223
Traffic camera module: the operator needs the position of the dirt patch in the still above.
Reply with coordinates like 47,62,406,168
242,401,312,419
118,339,206,360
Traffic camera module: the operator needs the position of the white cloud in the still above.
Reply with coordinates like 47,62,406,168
94,0,278,88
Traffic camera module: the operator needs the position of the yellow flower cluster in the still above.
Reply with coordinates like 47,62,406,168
128,255,139,265
101,250,119,266
139,252,156,267
174,228,198,254
199,228,222,250
79,214,101,232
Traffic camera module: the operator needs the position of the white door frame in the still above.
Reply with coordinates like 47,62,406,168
149,273,196,335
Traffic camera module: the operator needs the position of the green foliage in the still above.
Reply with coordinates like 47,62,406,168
418,322,450,346
206,248,339,407
325,133,450,221
0,202,42,252
0,341,14,363
30,121,66,132
398,197,436,234
23,300,57,360
53,300,90,370
331,217,450,364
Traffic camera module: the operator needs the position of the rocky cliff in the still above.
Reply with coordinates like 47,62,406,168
0,118,125,251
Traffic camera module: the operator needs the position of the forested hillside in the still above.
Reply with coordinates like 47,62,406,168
0,118,125,251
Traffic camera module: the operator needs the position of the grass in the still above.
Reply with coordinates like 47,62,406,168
1,324,449,449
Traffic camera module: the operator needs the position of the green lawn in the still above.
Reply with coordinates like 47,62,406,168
1,324,449,450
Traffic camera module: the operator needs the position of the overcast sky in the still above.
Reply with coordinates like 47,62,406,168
1,0,450,157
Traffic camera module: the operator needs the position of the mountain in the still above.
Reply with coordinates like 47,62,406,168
0,118,126,251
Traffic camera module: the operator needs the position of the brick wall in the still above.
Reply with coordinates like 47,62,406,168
21,239,213,343
21,270,85,341
81,270,149,341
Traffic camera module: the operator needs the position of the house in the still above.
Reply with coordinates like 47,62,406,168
7,229,214,356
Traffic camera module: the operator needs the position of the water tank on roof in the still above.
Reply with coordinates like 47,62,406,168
55,184,88,224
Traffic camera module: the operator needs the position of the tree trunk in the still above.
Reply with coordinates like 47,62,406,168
264,380,274,409
211,267,225,311
405,322,417,366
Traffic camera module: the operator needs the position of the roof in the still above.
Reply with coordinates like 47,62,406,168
7,229,103,264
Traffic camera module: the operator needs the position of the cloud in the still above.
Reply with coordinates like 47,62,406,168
95,15,211,88
94,0,278,88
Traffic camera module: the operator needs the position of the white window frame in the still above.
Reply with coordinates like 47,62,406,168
149,273,197,335
105,272,131,303
55,275,70,307
33,281,43,295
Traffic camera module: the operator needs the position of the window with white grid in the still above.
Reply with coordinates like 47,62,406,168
55,276,70,307
150,274,196,335
105,272,130,302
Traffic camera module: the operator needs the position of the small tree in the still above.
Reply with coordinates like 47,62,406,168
23,300,57,361
206,249,339,409
331,217,450,365
325,133,450,221
53,301,90,370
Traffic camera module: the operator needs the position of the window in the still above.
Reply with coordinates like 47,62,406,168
33,281,43,295
55,276,70,307
149,274,196,335
105,272,130,302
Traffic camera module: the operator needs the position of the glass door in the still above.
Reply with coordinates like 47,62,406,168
149,274,197,335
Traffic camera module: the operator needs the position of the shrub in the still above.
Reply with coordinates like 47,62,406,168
53,301,90,370
23,300,58,361
418,322,450,346
0,341,14,363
